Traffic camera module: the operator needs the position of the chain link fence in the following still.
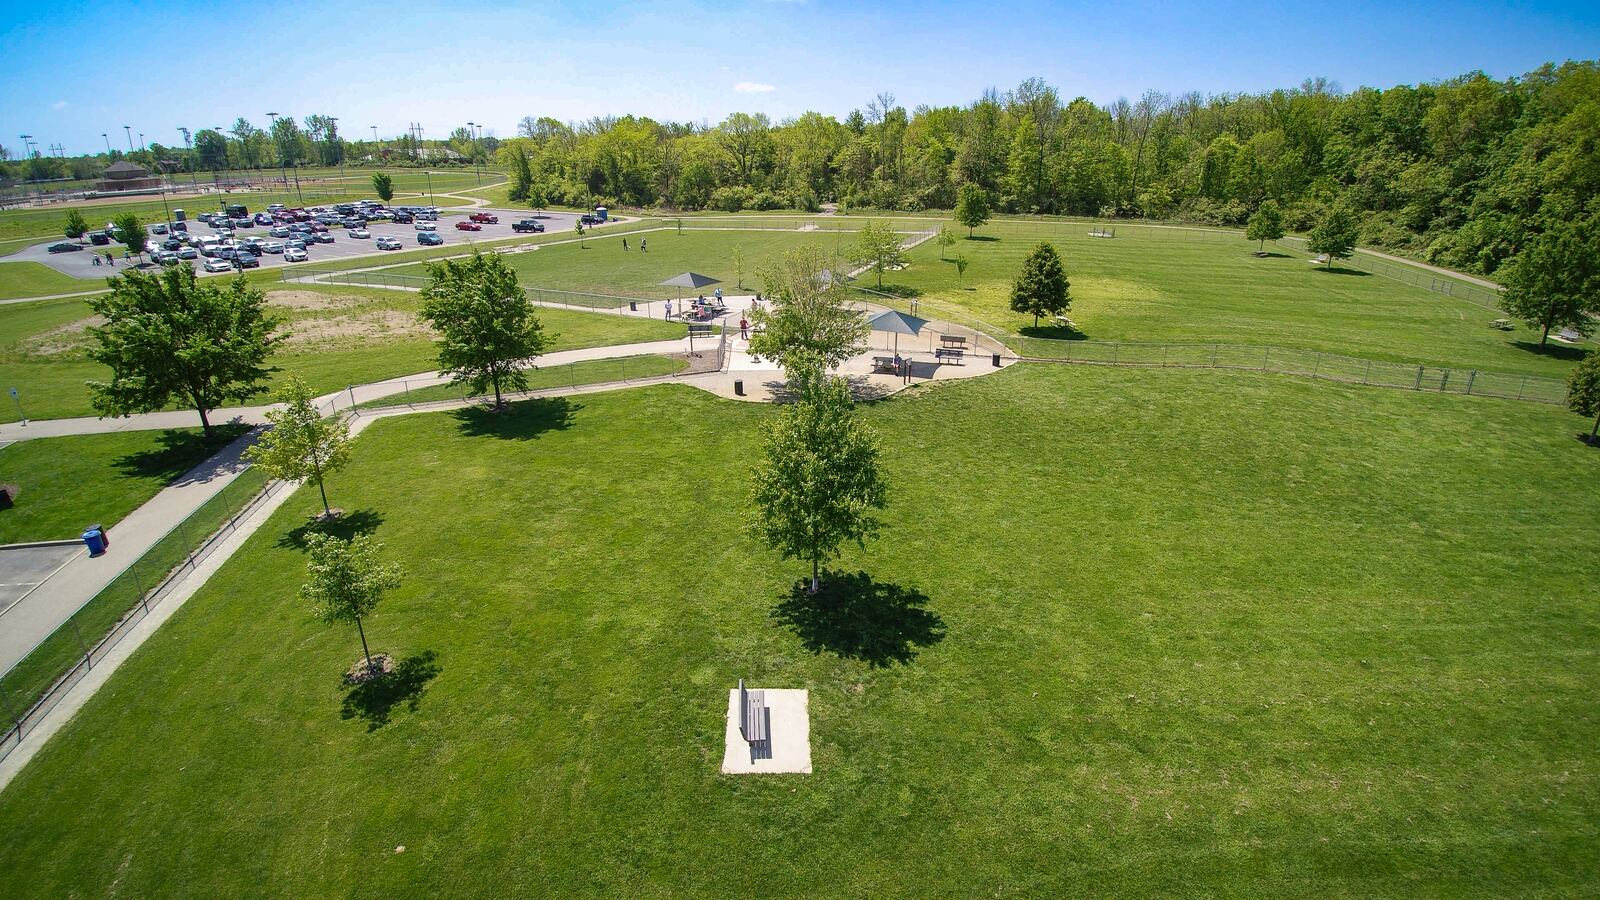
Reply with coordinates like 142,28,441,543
1275,236,1505,310
0,466,279,763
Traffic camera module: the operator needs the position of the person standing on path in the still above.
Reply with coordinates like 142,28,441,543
739,316,749,340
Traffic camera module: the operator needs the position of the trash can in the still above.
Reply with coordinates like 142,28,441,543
734,379,744,396
992,353,1002,367
629,301,637,311
82,527,107,557
89,523,108,549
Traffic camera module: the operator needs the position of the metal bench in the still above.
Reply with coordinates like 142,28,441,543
935,347,965,365
687,323,713,339
738,679,769,745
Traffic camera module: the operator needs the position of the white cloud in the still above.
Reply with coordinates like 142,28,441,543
734,82,776,94
51,100,68,110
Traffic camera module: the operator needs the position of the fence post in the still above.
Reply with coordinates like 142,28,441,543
1211,345,1218,367
1262,347,1270,371
1517,375,1528,401
131,559,150,613
1414,366,1424,390
0,685,25,737
1440,370,1451,392
1312,353,1321,379
72,619,91,670
1161,346,1168,367
1112,344,1119,365
1465,370,1477,395
1363,359,1371,384
347,385,355,409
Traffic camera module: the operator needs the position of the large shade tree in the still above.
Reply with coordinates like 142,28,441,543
747,246,871,372
86,267,281,439
1307,204,1360,269
749,352,888,594
1246,200,1285,253
1500,218,1600,347
417,250,554,407
1565,350,1600,439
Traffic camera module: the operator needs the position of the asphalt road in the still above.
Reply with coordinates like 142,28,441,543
9,206,599,281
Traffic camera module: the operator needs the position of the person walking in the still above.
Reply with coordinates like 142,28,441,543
640,238,647,253
622,237,629,251
714,287,723,304
739,316,749,340
664,299,672,319
92,254,101,267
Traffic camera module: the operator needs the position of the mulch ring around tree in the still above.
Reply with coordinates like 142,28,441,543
343,654,394,685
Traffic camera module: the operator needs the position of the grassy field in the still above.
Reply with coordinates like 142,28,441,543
0,365,1596,894
353,355,689,409
0,260,104,300
887,219,1581,377
387,226,852,300
0,285,683,423
0,426,247,543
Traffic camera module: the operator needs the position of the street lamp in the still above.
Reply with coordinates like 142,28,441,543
467,122,481,185
123,125,133,153
102,133,111,155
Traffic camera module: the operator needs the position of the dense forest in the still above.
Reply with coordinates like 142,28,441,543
5,61,1596,277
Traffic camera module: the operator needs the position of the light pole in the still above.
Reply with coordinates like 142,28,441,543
123,126,133,153
102,133,111,155
180,127,199,192
215,126,229,210
265,112,285,194
331,117,346,196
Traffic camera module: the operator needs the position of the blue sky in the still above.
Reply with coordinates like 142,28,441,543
5,0,1599,155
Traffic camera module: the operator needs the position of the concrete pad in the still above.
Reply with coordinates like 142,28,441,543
722,688,811,774
0,543,80,618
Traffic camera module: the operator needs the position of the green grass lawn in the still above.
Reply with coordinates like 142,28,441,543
0,260,105,300
1,365,1596,894
0,425,247,543
353,355,689,409
387,227,851,301
0,286,683,423
890,218,1582,378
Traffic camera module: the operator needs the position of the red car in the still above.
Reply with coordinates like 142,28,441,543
468,212,499,224
455,221,482,231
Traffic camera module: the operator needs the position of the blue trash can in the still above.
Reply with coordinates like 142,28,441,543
82,527,107,556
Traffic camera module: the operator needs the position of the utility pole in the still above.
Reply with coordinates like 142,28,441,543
467,122,481,185
331,117,346,196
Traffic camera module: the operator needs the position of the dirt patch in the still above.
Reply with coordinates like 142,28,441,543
266,289,363,311
17,315,103,357
281,310,434,349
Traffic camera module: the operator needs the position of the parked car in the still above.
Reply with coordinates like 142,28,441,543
162,238,183,251
391,211,414,224
233,252,260,269
512,219,545,233
151,223,168,234
417,231,444,246
307,233,331,244
203,257,233,273
284,247,307,262
308,222,328,233
269,225,292,238
178,246,199,259
260,241,285,254
47,242,83,253
455,221,482,231
579,214,599,225
171,221,188,233
155,250,181,266
254,213,274,226
286,239,308,251
348,228,370,239
414,222,437,232
469,212,499,224
376,236,403,251
89,231,111,245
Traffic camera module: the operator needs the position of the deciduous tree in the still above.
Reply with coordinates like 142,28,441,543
849,220,905,289
954,183,991,237
371,171,393,204
301,532,401,676
1009,241,1070,327
85,266,281,439
1567,351,1600,439
937,225,956,260
1307,204,1359,269
748,352,888,594
748,246,871,371
246,375,352,518
64,209,88,240
112,212,145,261
1500,218,1600,346
417,251,554,408
1246,200,1285,253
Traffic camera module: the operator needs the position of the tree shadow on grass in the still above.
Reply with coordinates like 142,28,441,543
963,235,1000,242
340,650,439,731
1312,266,1372,277
1513,340,1589,362
1019,323,1088,341
277,507,385,550
1252,251,1292,259
772,570,945,667
451,396,578,440
871,283,923,299
112,424,252,484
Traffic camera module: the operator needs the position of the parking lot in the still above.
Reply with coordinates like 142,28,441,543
19,205,608,281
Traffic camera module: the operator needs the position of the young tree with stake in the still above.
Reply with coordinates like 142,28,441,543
1009,241,1071,327
301,533,401,677
747,246,871,372
246,375,352,519
937,225,956,260
86,266,281,440
749,352,888,594
417,250,554,408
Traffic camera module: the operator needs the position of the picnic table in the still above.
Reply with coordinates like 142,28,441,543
872,356,903,375
939,334,967,349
